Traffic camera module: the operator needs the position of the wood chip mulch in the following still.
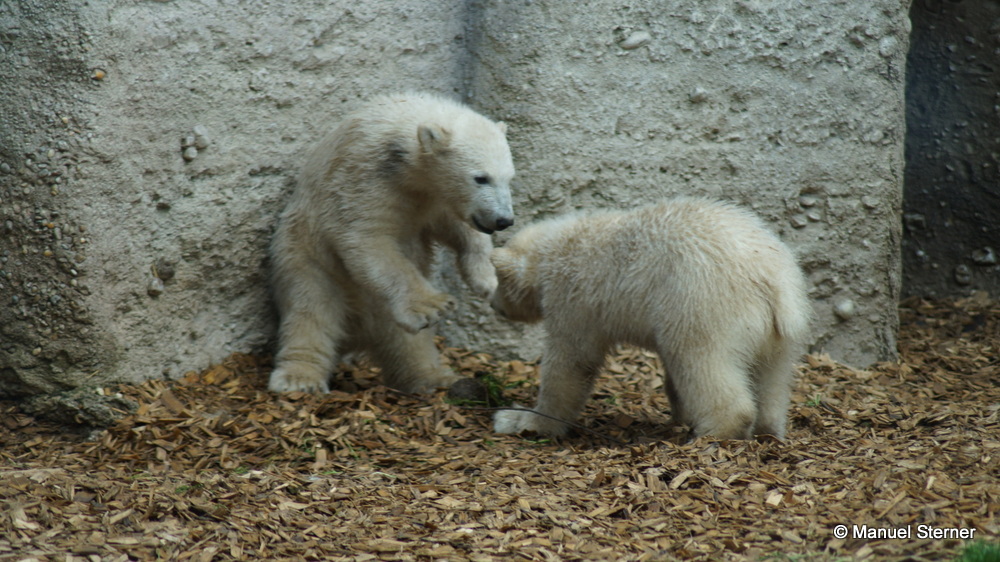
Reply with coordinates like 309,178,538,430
2,295,998,561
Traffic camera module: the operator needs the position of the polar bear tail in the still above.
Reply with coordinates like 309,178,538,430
768,267,812,345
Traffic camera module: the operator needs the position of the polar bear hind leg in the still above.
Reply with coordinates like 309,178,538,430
750,340,798,439
659,346,756,440
269,259,348,394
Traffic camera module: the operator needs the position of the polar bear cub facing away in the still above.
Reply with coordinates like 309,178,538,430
491,198,810,440
269,92,515,394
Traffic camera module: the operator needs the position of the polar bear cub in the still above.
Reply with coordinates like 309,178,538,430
269,92,515,394
491,198,810,440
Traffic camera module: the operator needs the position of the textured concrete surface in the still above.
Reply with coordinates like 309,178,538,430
0,0,469,396
2,0,910,399
903,0,1000,297
453,0,910,367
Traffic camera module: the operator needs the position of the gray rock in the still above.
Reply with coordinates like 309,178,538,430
619,31,652,50
21,386,137,427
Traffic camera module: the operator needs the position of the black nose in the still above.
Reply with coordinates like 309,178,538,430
495,217,514,231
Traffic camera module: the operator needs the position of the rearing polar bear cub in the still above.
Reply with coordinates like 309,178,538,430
269,92,515,394
491,198,810,440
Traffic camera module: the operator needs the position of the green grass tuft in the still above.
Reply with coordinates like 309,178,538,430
954,541,1000,562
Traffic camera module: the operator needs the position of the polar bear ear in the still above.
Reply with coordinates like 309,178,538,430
417,124,452,154
496,121,508,135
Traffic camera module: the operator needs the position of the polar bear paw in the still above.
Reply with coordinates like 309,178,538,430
467,268,498,299
493,406,570,436
462,255,499,299
493,406,533,433
269,365,330,394
388,368,462,395
396,291,456,333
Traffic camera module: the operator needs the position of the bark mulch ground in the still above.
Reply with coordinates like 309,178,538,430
2,295,998,561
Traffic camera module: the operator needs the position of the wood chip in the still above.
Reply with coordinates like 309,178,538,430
1,297,998,560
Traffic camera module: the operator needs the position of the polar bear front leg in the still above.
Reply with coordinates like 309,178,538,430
494,339,604,436
456,231,499,298
435,221,498,298
341,234,455,333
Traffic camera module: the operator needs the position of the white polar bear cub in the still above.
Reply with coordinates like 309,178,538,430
491,198,810,440
269,92,515,394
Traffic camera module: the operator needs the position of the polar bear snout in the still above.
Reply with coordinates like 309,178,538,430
472,213,514,235
495,216,514,231
469,177,514,235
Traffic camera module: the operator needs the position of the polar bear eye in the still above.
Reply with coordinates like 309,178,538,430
474,174,491,186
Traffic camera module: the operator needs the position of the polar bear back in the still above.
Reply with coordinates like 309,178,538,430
527,198,810,353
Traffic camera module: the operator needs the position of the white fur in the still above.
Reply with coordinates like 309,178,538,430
269,92,515,393
491,198,810,439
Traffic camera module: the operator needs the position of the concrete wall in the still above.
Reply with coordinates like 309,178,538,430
903,0,1000,298
1,0,910,398
449,0,909,367
0,0,469,395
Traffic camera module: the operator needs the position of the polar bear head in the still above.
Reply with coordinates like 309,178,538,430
415,117,515,235
490,240,544,324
